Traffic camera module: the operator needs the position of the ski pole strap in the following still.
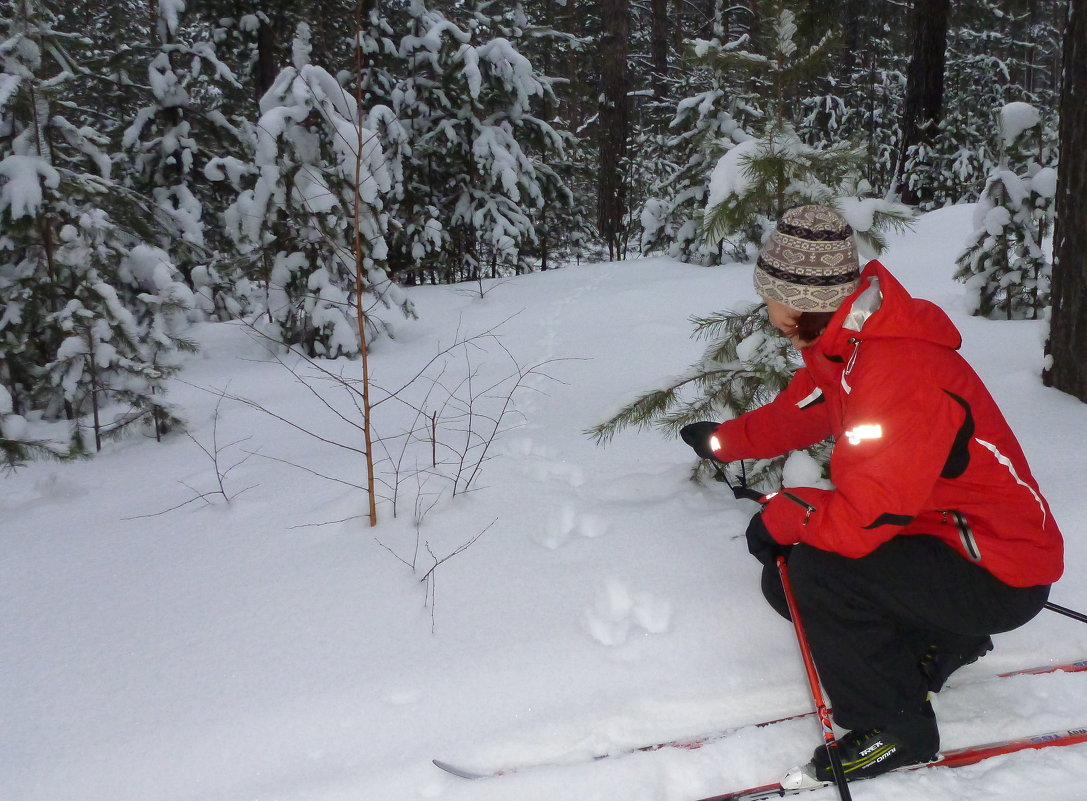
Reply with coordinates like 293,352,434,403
732,485,765,502
1045,601,1087,625
710,459,765,502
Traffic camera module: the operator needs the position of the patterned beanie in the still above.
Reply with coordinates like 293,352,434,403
753,205,861,312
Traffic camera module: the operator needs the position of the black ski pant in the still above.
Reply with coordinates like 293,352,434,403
760,534,1050,730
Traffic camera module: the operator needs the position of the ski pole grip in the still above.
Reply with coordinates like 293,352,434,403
732,485,765,503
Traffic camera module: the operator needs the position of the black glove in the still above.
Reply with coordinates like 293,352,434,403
745,512,791,567
680,421,721,460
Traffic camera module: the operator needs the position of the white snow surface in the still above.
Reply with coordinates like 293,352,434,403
999,102,1041,147
3,206,1087,801
0,154,60,218
705,139,760,211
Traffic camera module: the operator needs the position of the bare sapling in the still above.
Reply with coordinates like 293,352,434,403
352,15,378,527
125,387,258,519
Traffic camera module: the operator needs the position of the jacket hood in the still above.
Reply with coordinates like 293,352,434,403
817,260,962,358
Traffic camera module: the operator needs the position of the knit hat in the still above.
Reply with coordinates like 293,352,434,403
753,205,861,312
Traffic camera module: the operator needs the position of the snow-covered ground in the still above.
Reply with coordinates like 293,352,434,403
4,206,1087,801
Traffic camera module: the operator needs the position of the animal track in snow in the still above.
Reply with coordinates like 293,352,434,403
527,458,585,487
533,503,609,549
504,436,550,458
582,578,672,646
576,511,608,539
503,437,584,486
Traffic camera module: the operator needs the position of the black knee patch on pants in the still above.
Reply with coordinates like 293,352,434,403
757,537,1049,729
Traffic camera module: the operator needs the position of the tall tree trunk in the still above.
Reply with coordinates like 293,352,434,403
838,0,865,78
670,0,687,53
256,15,278,99
598,0,630,260
1043,0,1087,402
744,0,760,42
650,0,669,98
1022,0,1039,94
894,0,950,205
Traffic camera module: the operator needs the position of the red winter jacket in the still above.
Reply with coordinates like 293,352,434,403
712,260,1063,588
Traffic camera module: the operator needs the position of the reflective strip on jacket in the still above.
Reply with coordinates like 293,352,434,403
713,260,1063,588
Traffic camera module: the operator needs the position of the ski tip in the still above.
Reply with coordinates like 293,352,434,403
780,762,827,791
432,759,486,780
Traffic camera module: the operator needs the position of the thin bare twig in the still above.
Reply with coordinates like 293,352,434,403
122,388,258,519
418,517,498,633
418,518,498,586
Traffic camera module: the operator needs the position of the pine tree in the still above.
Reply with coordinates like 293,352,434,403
1,0,194,455
892,0,950,206
448,24,571,278
220,22,411,357
636,34,756,265
360,0,572,283
493,0,591,270
955,101,1057,319
546,0,603,265
808,1,909,196
41,242,193,451
0,372,67,470
902,0,1065,209
698,3,910,260
588,302,830,490
121,0,251,320
52,0,146,130
197,1,356,109
596,1,915,488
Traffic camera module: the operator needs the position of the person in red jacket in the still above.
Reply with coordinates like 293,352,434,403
681,205,1062,784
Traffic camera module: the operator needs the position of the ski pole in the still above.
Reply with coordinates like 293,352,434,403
1045,601,1087,625
776,555,853,800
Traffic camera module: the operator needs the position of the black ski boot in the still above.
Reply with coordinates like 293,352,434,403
919,636,994,693
809,701,940,783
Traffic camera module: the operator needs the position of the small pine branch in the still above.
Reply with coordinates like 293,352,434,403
588,300,827,491
586,377,696,446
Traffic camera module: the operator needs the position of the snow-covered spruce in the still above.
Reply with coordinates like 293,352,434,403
954,102,1056,320
0,0,194,454
697,7,910,261
121,0,252,323
359,0,572,283
217,23,412,358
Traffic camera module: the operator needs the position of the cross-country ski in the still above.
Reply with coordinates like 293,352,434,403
695,725,1087,801
432,658,1087,780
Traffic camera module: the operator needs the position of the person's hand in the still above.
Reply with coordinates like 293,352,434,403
745,512,792,566
679,421,721,460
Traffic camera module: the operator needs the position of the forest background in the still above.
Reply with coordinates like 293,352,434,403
1,0,1084,468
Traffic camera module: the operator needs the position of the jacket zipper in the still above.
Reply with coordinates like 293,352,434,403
943,509,982,562
841,338,861,394
781,492,816,525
